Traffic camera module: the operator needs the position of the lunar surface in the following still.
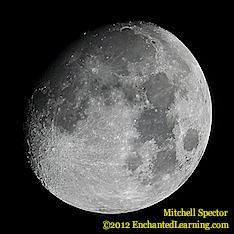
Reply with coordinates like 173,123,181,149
24,21,212,214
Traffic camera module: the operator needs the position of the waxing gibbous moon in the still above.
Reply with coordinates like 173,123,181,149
24,21,212,214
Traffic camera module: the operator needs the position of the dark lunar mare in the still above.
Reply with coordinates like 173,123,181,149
183,128,199,151
151,147,177,181
135,108,176,147
124,72,179,185
135,72,177,147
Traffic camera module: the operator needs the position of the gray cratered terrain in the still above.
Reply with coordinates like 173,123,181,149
24,21,212,214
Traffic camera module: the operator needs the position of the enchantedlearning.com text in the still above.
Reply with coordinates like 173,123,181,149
103,220,229,230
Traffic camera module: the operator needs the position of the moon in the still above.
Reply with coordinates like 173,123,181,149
24,21,212,214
